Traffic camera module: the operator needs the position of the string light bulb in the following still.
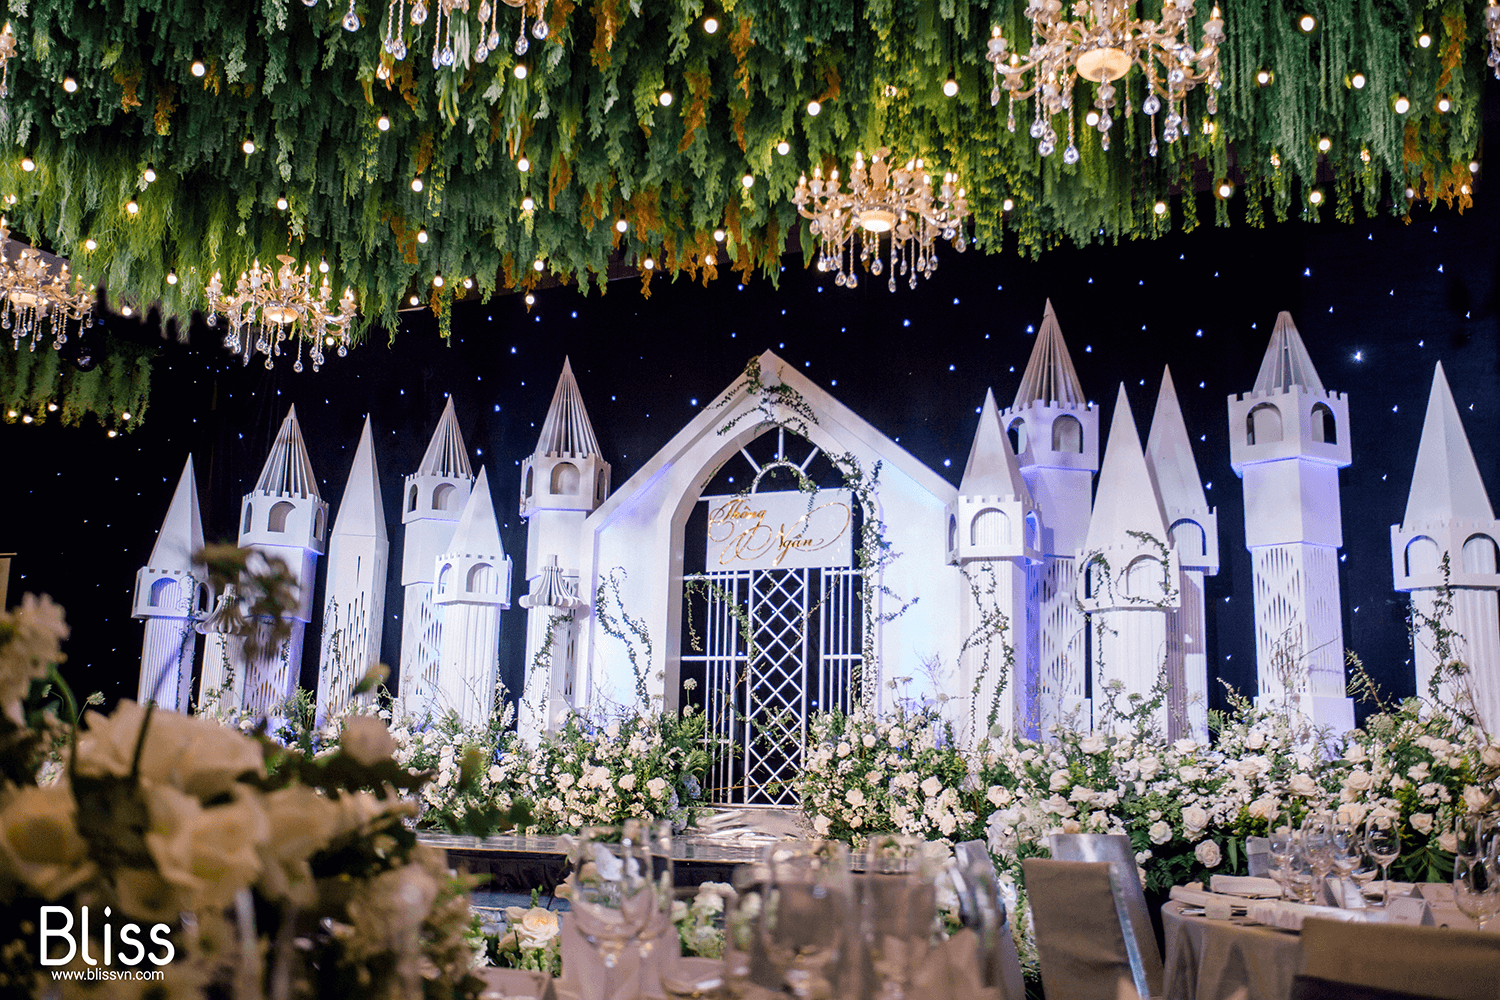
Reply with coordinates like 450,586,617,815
143,165,158,184
643,256,655,270
1154,200,1168,215
463,277,473,289
942,78,959,97
1308,188,1324,205
319,257,329,273
659,90,673,106
1470,160,1481,173
525,292,536,305
409,294,420,305
47,402,56,412
703,16,719,33
741,173,754,188
84,238,97,251
1348,71,1367,89
517,156,530,172
276,193,289,211
533,259,544,271
1255,68,1274,87
411,177,424,192
713,228,726,242
777,140,791,155
126,199,140,215
1393,94,1411,114
191,60,206,77
1418,32,1432,48
1316,135,1332,152
514,64,528,79
167,272,178,285
1436,95,1452,113
1216,180,1234,199
616,218,628,232
62,77,77,93
433,273,444,287
1085,110,1100,126
377,114,391,131
242,139,256,155
20,156,34,172
416,228,429,243
1298,13,1317,32
521,196,535,212
807,100,822,116
1002,198,1015,211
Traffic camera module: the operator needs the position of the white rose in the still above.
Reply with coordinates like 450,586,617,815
618,773,637,791
1194,840,1222,868
77,701,265,799
1174,738,1201,754
1079,734,1107,755
836,742,851,758
1344,770,1374,793
1463,785,1492,812
987,785,1012,807
515,907,560,949
1482,746,1500,769
0,784,95,900
862,733,877,748
1179,767,1204,783
846,788,866,808
1438,831,1459,853
1070,786,1096,805
145,785,270,910
1049,769,1072,792
1288,773,1319,797
646,777,669,799
1149,820,1173,845
1138,756,1161,781
1410,812,1434,834
920,776,943,797
1181,806,1209,836
1061,818,1082,834
342,715,398,766
1343,744,1368,764
1407,762,1431,782
1245,731,1267,750
257,786,338,904
813,814,832,836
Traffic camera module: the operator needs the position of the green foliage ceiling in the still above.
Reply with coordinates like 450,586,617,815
0,0,1489,346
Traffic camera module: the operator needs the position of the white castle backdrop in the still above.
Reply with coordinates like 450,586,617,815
130,305,1500,802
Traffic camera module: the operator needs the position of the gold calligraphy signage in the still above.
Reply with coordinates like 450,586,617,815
703,490,854,570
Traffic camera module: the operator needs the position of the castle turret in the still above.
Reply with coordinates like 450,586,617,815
1391,363,1500,728
1078,385,1180,731
1145,367,1218,740
946,388,1041,741
398,398,475,715
1228,313,1353,730
1000,301,1099,733
431,467,512,726
132,456,208,710
317,416,389,724
519,358,609,741
200,405,328,713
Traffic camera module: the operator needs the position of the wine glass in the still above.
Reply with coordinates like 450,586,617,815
1328,822,1362,905
568,821,659,998
1452,854,1500,930
760,840,853,999
860,835,939,1000
1268,827,1297,901
1455,814,1497,861
1285,843,1322,904
1364,813,1401,908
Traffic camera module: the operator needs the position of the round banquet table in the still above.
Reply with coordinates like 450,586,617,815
1161,900,1304,1000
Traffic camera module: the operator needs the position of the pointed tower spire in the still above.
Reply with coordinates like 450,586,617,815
446,467,506,561
332,416,388,542
255,405,320,498
536,357,602,458
1084,385,1169,556
959,388,1033,501
1013,300,1087,409
1253,312,1326,395
418,397,473,479
522,358,611,517
1402,362,1494,526
147,457,205,572
1146,367,1209,518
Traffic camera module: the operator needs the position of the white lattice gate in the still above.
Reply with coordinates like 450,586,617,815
684,562,862,805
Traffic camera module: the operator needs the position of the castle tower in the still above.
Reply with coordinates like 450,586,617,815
317,416,389,724
1228,312,1353,730
518,358,610,740
1000,301,1099,732
945,388,1042,742
132,456,208,710
1078,385,1181,732
432,467,512,726
1145,367,1219,740
200,405,328,713
1391,363,1500,729
398,398,475,716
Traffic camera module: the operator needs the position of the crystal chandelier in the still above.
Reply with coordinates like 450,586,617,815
379,0,547,67
985,0,1225,160
791,149,970,292
205,255,358,372
1487,0,1499,78
0,220,95,351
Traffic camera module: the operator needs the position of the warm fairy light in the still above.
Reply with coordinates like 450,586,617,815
1216,180,1234,199
643,257,655,270
1255,68,1273,87
1085,111,1100,126
1470,160,1481,173
1154,200,1167,215
1298,13,1317,32
1393,94,1411,114
20,156,34,172
463,277,473,289
191,60,206,77
411,177,424,192
659,90,673,106
777,141,791,155
1002,198,1015,211
703,16,719,33
47,403,56,412
126,199,140,215
276,194,289,211
524,292,535,305
433,273,444,287
1436,95,1452,113
121,411,131,421
62,77,78,93
713,228,726,242
377,114,391,131
533,258,544,271
167,272,178,285
615,218,628,232
521,196,535,211
121,305,133,316
21,414,31,423
416,228,428,243
84,238,97,251
409,294,420,305
1350,72,1367,89
514,64,528,79
741,173,754,188
517,156,531,172
144,165,158,184
319,257,329,273
1317,136,1331,152
107,429,118,437
705,253,716,265
1308,188,1324,205
1418,32,1432,48
807,100,822,116
242,139,256,154
942,78,959,97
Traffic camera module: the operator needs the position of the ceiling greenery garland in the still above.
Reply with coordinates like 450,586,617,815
0,0,1489,428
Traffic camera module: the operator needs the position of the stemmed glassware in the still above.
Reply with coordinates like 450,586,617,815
860,835,939,1000
568,820,662,999
1268,827,1297,901
760,840,853,999
1327,821,1363,905
1364,813,1401,908
1301,812,1336,902
1452,852,1500,930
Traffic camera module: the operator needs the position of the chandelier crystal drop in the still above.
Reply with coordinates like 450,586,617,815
791,148,969,293
204,255,358,372
378,0,545,67
1487,0,1500,78
986,0,1225,158
0,220,95,351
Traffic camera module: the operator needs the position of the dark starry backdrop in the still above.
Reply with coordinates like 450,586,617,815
3,104,1500,724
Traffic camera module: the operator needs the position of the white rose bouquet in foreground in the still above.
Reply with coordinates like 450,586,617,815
0,593,495,999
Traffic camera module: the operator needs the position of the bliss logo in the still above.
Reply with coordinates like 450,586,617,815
38,906,175,967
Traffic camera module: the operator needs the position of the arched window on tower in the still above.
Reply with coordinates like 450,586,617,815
971,508,1009,547
268,501,295,533
1124,556,1166,601
314,507,325,540
1247,403,1283,445
149,577,178,609
433,482,458,511
408,484,419,513
437,563,453,595
947,514,958,553
524,467,534,499
1405,536,1441,576
1008,418,1028,455
1052,414,1083,453
1083,555,1106,599
467,562,497,594
596,469,608,502
551,461,580,494
242,502,253,534
1463,534,1499,574
1311,403,1337,445
1169,518,1207,559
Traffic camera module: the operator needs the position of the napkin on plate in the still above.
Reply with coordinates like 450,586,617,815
1246,899,1362,931
1209,875,1284,898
